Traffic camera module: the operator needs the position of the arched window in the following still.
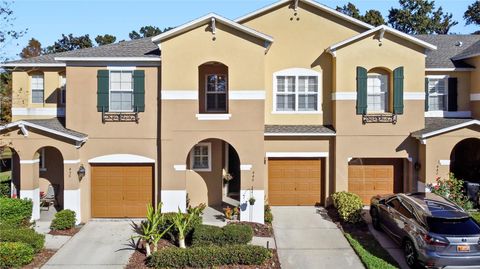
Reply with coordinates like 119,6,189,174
367,68,390,113
273,68,321,113
198,62,228,113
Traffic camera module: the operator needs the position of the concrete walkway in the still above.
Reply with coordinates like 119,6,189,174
42,220,137,269
272,206,364,269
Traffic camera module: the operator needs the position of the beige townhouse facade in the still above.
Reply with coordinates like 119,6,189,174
1,0,479,224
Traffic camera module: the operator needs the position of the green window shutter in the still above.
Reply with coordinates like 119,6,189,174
356,67,368,115
97,70,109,112
425,77,429,111
393,67,404,115
133,70,145,112
448,77,458,111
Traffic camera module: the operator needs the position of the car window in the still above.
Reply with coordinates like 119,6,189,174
386,198,401,209
387,198,415,219
427,217,480,235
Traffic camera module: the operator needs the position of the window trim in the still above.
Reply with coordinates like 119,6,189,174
108,70,134,112
204,73,228,113
39,148,47,172
366,73,389,114
30,74,44,104
190,142,212,172
273,68,322,114
426,75,449,112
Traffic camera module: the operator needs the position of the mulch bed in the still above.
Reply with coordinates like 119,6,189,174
125,239,281,269
237,221,274,237
49,227,82,236
22,249,56,269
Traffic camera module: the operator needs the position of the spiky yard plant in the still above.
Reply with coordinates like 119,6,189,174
172,207,201,248
132,203,172,256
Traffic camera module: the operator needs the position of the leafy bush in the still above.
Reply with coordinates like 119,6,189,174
50,209,76,230
0,197,32,227
0,181,10,198
427,173,473,210
161,212,202,244
147,245,272,268
332,191,363,223
471,212,480,223
0,228,45,253
264,204,273,224
0,242,35,268
192,224,253,246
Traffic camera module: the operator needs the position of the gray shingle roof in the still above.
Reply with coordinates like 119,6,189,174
452,40,480,60
23,118,88,139
265,125,336,135
5,38,159,64
415,35,480,68
411,117,475,138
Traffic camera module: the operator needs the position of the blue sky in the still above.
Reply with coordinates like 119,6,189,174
3,0,479,60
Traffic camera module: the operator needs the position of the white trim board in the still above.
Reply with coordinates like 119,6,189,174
0,120,87,142
64,189,81,224
20,159,40,164
471,94,480,101
332,92,356,101
264,132,335,137
161,91,197,100
88,154,155,163
55,57,160,62
1,63,66,67
266,152,329,158
195,114,231,121
413,119,480,139
229,91,265,100
425,111,472,118
240,164,252,171
173,165,187,171
426,68,474,72
64,159,81,164
20,188,40,220
12,107,65,116
404,92,425,100
438,160,451,166
161,190,187,213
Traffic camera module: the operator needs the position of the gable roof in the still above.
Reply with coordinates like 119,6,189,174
0,118,88,143
151,13,273,44
2,37,160,67
327,25,437,55
236,0,374,30
415,35,480,69
411,118,480,140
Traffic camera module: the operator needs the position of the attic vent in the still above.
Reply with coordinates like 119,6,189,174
455,41,463,47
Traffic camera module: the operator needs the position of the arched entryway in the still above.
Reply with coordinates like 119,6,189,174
34,146,65,214
0,146,20,198
450,138,480,182
185,138,241,209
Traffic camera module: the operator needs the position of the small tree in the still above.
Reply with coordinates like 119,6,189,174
427,173,473,210
132,203,172,256
20,38,42,59
172,207,201,248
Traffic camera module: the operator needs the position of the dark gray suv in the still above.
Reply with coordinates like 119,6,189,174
370,192,480,268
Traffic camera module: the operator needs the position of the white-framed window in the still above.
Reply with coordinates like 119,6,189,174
39,148,46,172
59,74,66,104
31,74,44,104
427,76,448,111
205,74,227,112
273,68,321,113
190,142,211,171
367,73,389,113
109,70,133,112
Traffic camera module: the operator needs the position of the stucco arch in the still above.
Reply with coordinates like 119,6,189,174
450,138,480,182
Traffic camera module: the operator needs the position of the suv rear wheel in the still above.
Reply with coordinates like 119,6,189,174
404,239,418,268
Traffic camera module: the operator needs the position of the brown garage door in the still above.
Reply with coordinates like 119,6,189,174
348,165,394,205
92,165,153,218
268,159,321,206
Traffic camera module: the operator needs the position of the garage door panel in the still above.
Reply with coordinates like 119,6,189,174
349,165,394,205
92,165,153,218
268,159,322,206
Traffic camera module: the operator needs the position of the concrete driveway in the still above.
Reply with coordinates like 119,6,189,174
42,220,137,269
272,207,364,269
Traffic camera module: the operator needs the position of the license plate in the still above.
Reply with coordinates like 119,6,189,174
457,245,470,252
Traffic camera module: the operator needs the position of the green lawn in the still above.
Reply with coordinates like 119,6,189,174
345,233,398,269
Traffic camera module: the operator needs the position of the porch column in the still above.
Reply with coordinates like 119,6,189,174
19,159,40,220
239,165,264,224
161,165,187,213
63,160,81,224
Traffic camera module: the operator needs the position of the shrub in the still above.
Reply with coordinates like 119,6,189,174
0,181,10,198
264,204,273,224
0,228,45,253
332,191,363,223
147,245,272,268
471,212,480,223
192,224,253,246
50,209,76,230
0,242,35,268
161,212,201,244
427,174,473,210
0,197,32,227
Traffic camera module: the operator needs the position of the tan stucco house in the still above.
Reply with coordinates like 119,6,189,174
1,0,479,224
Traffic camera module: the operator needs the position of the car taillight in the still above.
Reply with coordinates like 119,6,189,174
423,234,449,247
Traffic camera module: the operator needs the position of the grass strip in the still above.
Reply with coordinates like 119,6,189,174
345,233,398,269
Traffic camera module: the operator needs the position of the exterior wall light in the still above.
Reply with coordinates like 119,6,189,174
77,164,86,180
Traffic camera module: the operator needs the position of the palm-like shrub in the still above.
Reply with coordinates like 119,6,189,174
172,207,201,248
132,203,172,256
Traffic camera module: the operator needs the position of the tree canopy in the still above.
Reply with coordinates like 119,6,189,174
464,1,480,34
44,34,93,54
388,0,458,34
336,2,385,26
20,38,42,58
129,26,174,39
95,34,116,46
